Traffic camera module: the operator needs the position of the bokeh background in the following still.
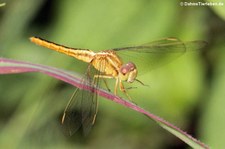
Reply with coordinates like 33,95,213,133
0,0,224,148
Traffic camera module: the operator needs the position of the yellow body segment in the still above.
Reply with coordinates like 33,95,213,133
91,50,122,77
30,37,95,63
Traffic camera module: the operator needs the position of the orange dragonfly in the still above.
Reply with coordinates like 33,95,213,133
30,37,206,135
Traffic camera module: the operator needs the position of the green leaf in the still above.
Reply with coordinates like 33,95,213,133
0,3,6,7
206,0,225,20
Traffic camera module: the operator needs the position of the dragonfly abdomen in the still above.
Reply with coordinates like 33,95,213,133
30,37,95,63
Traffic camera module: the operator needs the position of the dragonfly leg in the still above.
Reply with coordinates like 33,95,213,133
119,80,132,101
114,78,119,95
103,79,111,92
93,75,113,91
93,75,133,101
93,74,113,79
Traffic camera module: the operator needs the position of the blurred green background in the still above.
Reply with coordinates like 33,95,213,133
0,0,224,148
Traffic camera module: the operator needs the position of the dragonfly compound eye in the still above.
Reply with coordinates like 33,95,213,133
119,62,137,83
120,62,136,74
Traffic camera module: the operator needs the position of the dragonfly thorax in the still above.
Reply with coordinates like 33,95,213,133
119,62,137,83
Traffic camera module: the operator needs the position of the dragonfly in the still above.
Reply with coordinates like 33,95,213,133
30,37,206,135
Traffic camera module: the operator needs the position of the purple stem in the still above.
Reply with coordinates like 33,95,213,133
0,58,209,149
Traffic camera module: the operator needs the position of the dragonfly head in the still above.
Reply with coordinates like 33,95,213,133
119,62,137,83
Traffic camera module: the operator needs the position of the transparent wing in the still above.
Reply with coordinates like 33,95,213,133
113,38,207,73
81,64,101,136
61,63,102,136
61,88,82,136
